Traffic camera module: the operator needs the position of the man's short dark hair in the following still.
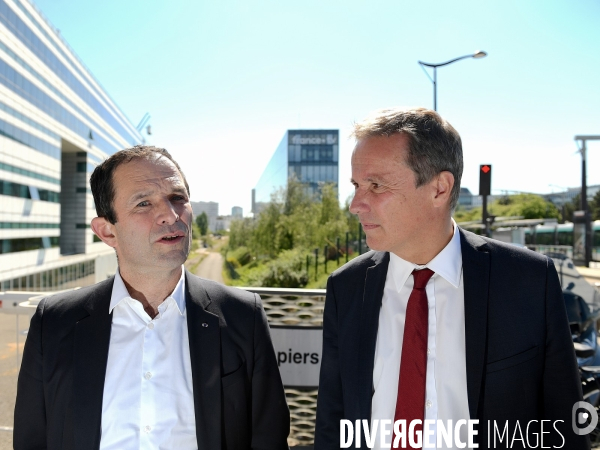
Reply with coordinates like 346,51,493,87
90,145,190,224
352,107,463,210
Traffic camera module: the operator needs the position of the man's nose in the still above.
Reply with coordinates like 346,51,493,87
349,190,369,215
157,200,179,225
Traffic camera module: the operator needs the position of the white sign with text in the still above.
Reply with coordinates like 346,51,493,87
270,326,323,387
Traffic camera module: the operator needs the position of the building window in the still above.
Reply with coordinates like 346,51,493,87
0,259,96,291
0,236,59,254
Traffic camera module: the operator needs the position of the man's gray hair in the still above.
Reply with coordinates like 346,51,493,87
352,107,463,210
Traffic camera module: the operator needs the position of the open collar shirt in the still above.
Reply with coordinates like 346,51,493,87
100,267,197,450
371,221,471,449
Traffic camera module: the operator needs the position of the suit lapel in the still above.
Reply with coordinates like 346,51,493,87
185,272,222,450
358,252,390,421
459,228,491,420
73,279,114,450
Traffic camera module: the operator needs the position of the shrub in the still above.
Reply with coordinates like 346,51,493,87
247,249,308,288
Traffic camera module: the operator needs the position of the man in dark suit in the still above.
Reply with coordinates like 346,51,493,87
14,146,289,450
315,108,589,449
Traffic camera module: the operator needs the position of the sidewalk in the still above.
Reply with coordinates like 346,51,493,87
577,265,600,282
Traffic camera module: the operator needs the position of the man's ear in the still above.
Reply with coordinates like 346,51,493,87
91,217,117,248
432,171,454,208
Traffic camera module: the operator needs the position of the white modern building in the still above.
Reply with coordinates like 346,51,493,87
0,0,144,291
190,201,219,232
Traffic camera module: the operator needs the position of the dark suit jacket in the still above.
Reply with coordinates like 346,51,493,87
315,228,589,449
14,271,290,450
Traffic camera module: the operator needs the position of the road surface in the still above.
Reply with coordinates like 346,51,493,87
0,312,30,449
194,251,224,284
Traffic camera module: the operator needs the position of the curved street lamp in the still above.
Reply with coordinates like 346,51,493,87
418,50,487,111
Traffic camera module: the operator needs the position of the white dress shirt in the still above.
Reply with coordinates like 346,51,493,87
100,268,197,450
371,222,471,450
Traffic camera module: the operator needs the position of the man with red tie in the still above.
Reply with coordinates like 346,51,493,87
314,107,589,449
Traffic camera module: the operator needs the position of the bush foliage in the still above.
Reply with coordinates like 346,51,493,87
225,179,359,287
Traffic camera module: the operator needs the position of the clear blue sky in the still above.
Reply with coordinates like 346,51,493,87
34,0,600,215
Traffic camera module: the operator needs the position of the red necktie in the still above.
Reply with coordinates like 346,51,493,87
392,268,434,449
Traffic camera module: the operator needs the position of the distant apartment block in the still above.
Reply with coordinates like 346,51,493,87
253,129,339,214
0,0,143,290
232,206,243,218
191,201,219,232
543,185,600,209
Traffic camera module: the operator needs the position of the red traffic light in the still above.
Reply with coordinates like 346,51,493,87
479,164,492,196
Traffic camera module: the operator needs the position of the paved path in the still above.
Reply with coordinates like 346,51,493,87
194,252,224,284
578,266,600,285
0,312,30,449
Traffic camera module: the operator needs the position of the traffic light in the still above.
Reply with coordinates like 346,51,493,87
479,164,492,196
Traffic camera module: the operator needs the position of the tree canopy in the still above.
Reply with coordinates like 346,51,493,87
230,179,354,258
195,211,208,236
454,193,560,222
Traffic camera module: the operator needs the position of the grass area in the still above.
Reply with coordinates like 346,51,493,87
185,243,208,274
209,235,228,252
222,248,359,289
305,257,354,289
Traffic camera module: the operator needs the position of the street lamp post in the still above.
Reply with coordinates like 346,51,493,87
418,51,487,111
575,135,600,267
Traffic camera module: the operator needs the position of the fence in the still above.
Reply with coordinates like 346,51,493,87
243,287,325,447
305,233,367,282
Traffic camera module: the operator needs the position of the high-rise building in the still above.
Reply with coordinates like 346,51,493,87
0,0,144,290
231,206,243,218
253,129,339,214
190,201,219,232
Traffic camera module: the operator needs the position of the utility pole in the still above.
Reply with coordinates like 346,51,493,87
575,135,600,267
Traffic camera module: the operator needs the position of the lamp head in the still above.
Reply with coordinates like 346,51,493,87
473,50,487,59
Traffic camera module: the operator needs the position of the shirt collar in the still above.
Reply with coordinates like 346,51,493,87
109,267,187,315
389,219,462,291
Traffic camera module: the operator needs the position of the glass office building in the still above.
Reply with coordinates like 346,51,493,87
0,0,143,290
253,129,339,213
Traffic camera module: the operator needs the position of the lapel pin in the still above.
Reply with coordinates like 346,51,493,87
202,323,208,328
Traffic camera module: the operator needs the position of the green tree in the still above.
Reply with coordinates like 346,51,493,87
454,205,482,222
454,194,560,224
562,193,581,223
252,198,283,258
231,182,349,255
590,190,600,221
489,194,560,220
195,211,208,236
228,218,254,249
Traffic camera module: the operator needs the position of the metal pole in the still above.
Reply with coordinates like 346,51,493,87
575,135,600,267
358,223,362,255
581,142,592,266
314,248,318,281
345,232,349,263
306,255,309,275
324,245,328,273
419,52,487,113
336,237,340,266
16,315,19,367
482,194,489,237
433,66,437,111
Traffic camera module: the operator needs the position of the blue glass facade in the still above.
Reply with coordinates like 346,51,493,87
0,0,143,290
253,129,339,213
